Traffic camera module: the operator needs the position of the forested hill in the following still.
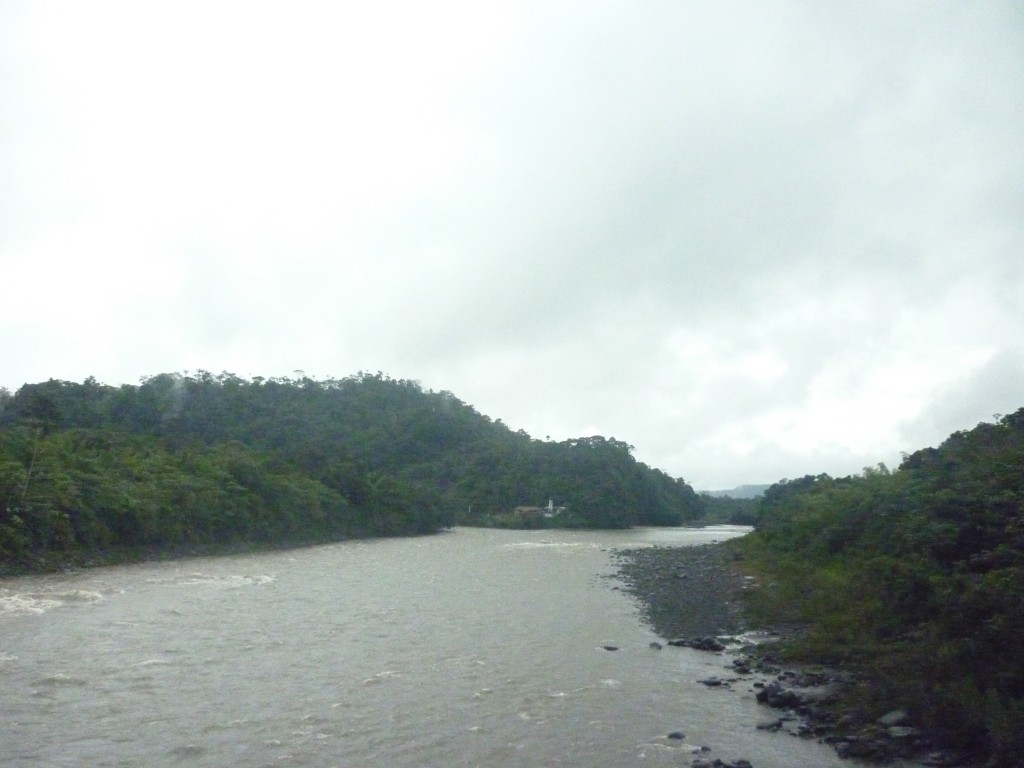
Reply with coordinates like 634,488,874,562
736,409,1024,763
0,372,703,573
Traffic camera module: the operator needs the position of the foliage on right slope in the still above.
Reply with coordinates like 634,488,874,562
734,409,1024,763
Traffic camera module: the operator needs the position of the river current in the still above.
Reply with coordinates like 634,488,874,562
1,527,855,767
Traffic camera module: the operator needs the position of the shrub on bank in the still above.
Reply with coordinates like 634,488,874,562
731,410,1024,763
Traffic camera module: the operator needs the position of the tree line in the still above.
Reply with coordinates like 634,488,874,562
734,409,1024,763
0,371,704,573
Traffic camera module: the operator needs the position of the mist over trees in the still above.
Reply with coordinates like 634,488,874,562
0,372,703,573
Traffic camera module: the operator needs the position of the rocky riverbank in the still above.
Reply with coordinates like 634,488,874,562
612,542,980,768
612,542,748,639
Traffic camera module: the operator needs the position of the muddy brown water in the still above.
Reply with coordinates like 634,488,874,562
1,526,859,767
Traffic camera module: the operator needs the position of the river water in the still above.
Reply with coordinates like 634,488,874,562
1,527,855,768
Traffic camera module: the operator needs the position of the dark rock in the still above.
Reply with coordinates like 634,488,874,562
666,730,685,740
754,681,802,709
664,636,727,652
729,658,751,674
836,737,890,760
694,636,727,652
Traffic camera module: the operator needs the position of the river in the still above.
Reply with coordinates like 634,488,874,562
1,526,855,767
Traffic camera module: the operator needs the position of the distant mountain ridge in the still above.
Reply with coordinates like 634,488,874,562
702,484,771,499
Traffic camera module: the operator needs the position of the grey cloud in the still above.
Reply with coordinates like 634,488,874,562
900,350,1024,449
2,1,1022,488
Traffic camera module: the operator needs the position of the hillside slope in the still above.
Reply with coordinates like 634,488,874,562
0,372,703,573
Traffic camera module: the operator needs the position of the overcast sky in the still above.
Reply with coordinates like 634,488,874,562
2,2,1022,489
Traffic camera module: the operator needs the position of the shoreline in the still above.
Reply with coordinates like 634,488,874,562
612,542,980,768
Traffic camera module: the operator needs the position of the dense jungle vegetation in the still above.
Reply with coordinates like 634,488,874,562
0,372,703,574
735,409,1024,764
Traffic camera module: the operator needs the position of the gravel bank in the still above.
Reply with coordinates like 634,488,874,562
612,542,747,639
613,542,978,767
